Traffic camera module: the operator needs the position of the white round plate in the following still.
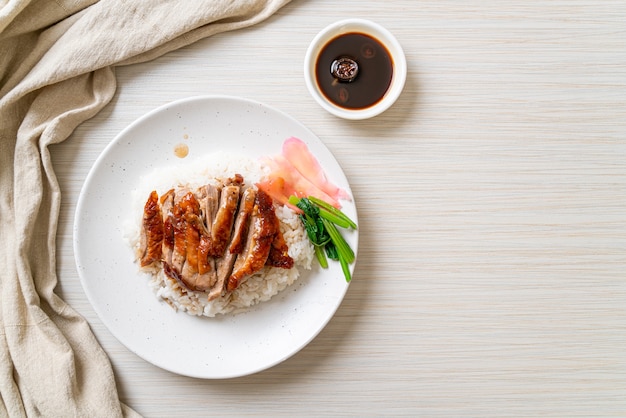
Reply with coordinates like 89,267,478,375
74,95,357,379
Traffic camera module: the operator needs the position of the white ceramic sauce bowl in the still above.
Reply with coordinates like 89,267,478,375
304,19,407,120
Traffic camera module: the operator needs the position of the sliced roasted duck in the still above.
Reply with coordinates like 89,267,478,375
208,187,256,301
266,226,294,269
167,190,216,292
159,189,175,267
139,190,164,267
138,175,293,299
209,182,241,257
195,185,218,277
227,189,280,292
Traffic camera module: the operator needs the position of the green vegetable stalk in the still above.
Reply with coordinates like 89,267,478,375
289,195,357,282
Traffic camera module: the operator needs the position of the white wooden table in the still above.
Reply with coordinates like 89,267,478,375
51,1,626,416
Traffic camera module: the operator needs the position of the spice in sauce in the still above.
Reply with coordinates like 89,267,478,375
315,32,393,110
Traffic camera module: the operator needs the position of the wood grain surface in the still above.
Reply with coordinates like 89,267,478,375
50,1,625,416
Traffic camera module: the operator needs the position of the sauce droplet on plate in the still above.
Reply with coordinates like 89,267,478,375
174,143,189,158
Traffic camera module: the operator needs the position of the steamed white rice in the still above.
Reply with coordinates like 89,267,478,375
124,152,314,317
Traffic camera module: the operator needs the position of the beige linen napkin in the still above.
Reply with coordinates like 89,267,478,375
0,0,290,416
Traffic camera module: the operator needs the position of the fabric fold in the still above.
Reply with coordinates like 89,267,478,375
0,0,291,416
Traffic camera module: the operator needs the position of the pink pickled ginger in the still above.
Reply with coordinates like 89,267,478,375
282,137,351,202
257,137,350,209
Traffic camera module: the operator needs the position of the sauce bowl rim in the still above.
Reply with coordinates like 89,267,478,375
304,18,407,120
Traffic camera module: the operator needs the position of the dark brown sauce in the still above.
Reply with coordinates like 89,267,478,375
315,32,393,110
